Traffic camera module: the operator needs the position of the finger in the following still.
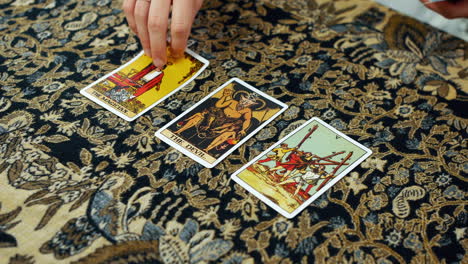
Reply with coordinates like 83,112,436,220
122,0,138,34
171,0,195,58
420,0,445,3
134,0,151,57
424,1,468,18
148,0,171,69
195,0,203,11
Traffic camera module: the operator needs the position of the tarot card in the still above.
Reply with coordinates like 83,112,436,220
155,78,288,168
231,117,372,218
80,49,209,121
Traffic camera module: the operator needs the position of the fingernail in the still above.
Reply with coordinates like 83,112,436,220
172,50,182,57
153,59,164,70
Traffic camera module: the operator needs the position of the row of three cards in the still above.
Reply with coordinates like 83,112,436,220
81,50,371,218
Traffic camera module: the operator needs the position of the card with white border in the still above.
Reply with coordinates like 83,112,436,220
80,49,209,121
155,78,288,168
231,117,372,218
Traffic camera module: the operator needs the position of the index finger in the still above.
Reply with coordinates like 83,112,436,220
148,0,171,69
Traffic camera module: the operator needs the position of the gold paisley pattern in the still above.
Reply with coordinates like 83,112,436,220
1,0,467,263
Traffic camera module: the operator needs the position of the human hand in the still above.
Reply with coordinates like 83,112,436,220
123,0,203,70
420,0,468,19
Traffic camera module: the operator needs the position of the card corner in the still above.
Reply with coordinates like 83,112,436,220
283,213,295,219
311,116,322,123
79,88,88,95
203,163,216,169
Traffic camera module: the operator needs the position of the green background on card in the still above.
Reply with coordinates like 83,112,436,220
259,120,367,176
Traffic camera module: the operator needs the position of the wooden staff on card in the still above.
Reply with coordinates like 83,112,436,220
295,124,318,150
316,151,353,191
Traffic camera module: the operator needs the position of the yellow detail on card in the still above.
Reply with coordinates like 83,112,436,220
81,50,209,121
160,130,217,164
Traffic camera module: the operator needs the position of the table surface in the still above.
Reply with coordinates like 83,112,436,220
0,0,467,263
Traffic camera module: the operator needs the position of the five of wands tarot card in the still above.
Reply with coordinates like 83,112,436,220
231,117,372,218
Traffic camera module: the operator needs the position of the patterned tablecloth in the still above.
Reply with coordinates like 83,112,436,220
0,0,467,263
